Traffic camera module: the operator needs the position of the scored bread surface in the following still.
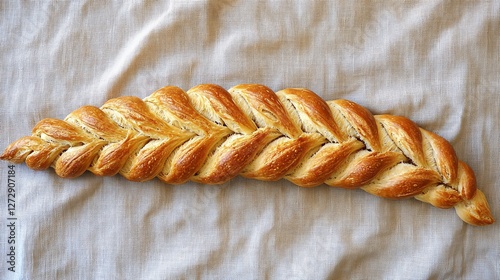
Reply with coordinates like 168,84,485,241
0,84,494,226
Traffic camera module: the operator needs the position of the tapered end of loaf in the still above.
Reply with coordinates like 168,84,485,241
0,136,63,170
455,190,495,226
0,137,31,163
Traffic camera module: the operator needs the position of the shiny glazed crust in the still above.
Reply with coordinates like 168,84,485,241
0,84,494,226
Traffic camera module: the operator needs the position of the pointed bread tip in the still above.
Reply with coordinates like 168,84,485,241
455,190,495,226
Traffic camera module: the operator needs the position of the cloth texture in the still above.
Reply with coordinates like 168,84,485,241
1,1,499,279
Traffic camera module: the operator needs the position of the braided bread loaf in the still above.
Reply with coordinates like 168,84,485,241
1,84,494,226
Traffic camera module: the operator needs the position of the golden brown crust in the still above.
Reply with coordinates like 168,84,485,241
0,84,494,226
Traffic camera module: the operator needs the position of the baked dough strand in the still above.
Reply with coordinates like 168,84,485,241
0,84,494,226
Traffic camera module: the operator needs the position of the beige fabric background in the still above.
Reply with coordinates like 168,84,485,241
1,1,499,279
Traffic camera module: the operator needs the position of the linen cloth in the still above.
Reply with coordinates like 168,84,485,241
1,1,499,279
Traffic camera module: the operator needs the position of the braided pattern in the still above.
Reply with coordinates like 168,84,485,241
0,84,494,225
